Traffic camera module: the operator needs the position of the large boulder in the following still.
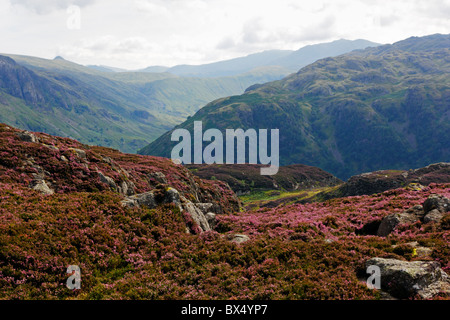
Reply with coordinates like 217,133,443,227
377,205,423,236
121,187,216,232
16,131,38,143
366,257,450,299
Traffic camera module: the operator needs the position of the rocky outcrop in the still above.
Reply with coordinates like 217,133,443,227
366,258,450,299
377,205,424,236
314,163,450,202
16,131,38,143
378,194,450,236
182,200,211,232
121,185,219,233
30,180,54,195
98,172,118,192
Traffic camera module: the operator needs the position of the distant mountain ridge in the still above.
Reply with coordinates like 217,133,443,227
140,34,450,180
138,39,380,77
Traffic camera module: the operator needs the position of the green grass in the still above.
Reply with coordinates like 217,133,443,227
240,186,341,209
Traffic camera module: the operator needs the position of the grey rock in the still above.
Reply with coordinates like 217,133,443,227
69,148,87,160
17,131,38,143
423,194,450,214
195,202,221,214
377,206,423,237
424,209,446,224
183,200,211,232
130,192,157,208
98,172,117,192
31,180,54,195
120,197,139,208
119,180,135,196
229,234,250,244
122,187,217,233
121,187,180,211
205,212,216,229
148,172,168,184
366,257,450,299
165,187,182,211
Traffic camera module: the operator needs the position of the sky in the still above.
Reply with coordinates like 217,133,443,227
0,0,449,70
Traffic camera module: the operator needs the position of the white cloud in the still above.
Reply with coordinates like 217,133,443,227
0,0,449,69
10,0,96,14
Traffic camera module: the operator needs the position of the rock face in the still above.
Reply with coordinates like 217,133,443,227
378,194,450,236
366,258,450,299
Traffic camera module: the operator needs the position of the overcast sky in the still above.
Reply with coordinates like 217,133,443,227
0,0,449,69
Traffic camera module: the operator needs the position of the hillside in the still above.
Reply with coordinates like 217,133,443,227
187,163,342,195
0,39,379,155
0,55,287,153
1,123,450,300
0,55,176,153
140,34,450,180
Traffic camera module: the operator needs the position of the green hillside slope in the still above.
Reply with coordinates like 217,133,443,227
140,34,450,179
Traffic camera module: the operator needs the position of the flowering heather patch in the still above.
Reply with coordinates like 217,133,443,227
218,184,450,239
0,183,381,300
1,180,449,299
0,124,449,300
0,124,239,213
